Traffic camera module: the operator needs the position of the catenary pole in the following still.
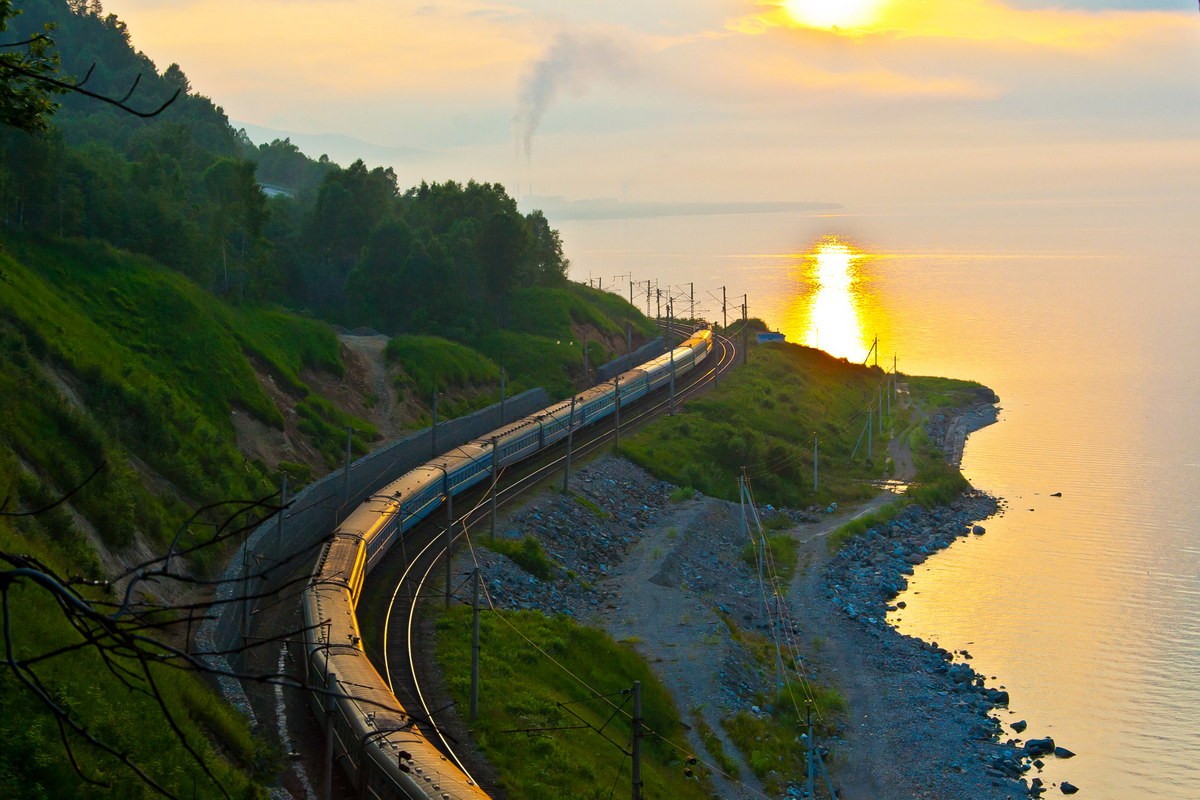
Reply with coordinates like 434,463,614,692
431,391,439,457
632,681,643,800
562,395,577,493
342,425,353,510
813,435,818,493
489,438,498,541
276,474,287,557
613,377,621,452
470,568,481,721
442,468,454,609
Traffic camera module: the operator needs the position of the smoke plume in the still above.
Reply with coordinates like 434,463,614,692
515,31,637,161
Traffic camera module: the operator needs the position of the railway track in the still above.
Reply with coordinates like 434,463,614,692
365,328,740,789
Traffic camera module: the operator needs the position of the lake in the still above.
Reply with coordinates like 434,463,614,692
557,199,1200,799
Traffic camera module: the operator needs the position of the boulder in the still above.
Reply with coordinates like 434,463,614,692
1025,737,1056,757
972,524,986,535
1054,747,1076,759
1060,781,1079,794
1011,719,1028,733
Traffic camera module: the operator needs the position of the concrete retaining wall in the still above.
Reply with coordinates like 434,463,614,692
198,388,549,720
595,337,665,382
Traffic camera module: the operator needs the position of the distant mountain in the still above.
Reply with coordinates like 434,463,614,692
521,195,842,221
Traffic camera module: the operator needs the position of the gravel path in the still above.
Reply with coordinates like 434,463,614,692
451,403,1063,800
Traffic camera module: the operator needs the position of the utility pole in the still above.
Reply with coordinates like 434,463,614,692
613,377,621,453
276,474,288,556
655,286,662,322
342,425,353,510
805,704,815,799
721,285,727,330
500,366,507,424
489,438,498,541
631,681,643,800
668,296,676,413
470,568,481,721
879,386,884,434
644,279,652,316
666,295,673,348
813,435,818,493
612,272,631,305
867,406,873,460
442,470,454,610
669,341,676,414
562,395,577,493
322,665,336,800
741,295,749,365
893,354,898,404
443,514,453,609
431,391,439,457
688,281,695,321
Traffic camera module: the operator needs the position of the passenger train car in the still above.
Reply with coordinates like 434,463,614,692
301,327,713,799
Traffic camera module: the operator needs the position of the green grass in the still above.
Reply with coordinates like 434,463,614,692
826,502,906,553
386,334,501,405
571,493,610,519
481,535,558,581
690,709,740,779
471,329,586,399
825,373,987,551
0,237,374,543
721,682,845,795
904,374,988,409
741,533,801,583
669,485,695,503
0,514,270,799
434,609,714,800
507,284,656,344
623,342,893,508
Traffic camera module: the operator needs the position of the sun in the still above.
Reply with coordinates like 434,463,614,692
781,0,884,29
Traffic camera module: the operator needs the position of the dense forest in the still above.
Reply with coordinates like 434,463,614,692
1,0,570,332
0,3,650,796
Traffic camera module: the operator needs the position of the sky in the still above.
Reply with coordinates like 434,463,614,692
103,0,1200,215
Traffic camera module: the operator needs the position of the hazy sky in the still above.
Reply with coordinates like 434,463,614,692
105,0,1200,212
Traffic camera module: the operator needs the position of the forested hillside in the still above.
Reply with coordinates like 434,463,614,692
0,1,656,795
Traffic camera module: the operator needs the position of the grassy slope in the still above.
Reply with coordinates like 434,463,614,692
393,282,659,404
0,482,269,799
623,342,894,508
0,236,380,796
435,608,714,800
825,374,987,550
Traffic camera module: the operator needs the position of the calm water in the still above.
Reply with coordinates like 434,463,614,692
558,201,1200,799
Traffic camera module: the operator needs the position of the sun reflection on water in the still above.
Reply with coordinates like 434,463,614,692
787,236,874,361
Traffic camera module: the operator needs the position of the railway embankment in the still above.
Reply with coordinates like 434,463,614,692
438,391,1055,800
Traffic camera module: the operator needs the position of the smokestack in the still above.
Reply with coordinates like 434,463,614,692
514,31,636,178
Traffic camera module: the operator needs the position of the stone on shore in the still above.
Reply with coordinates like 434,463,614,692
1060,780,1079,794
1024,738,1056,757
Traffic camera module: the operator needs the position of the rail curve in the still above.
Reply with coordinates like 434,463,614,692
301,327,718,799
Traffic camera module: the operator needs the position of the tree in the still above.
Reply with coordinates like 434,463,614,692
0,0,66,132
0,0,177,132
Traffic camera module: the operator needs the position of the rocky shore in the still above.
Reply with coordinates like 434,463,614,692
454,400,1078,799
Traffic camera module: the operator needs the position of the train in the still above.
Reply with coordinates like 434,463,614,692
300,326,714,800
